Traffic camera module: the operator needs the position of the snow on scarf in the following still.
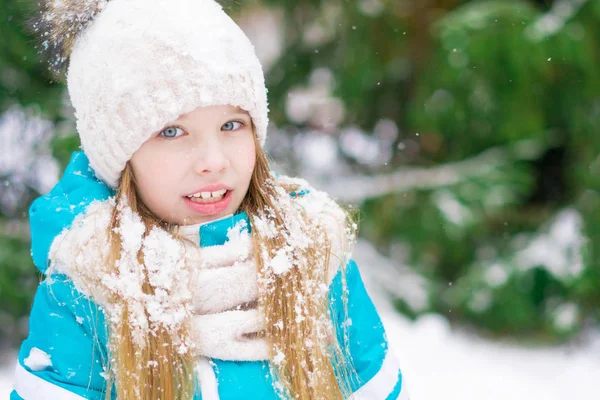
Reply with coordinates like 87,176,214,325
45,176,351,361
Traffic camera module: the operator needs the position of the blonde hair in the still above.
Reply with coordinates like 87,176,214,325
103,133,356,399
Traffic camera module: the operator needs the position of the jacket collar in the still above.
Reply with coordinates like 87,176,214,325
177,212,252,247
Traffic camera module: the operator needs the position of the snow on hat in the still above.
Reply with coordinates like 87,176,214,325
36,0,269,187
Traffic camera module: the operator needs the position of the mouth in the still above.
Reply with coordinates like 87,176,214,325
185,189,229,203
183,188,233,215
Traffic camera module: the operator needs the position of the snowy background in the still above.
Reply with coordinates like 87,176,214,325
2,0,600,398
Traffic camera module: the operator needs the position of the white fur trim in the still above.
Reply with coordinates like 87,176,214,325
277,175,354,282
13,361,86,400
351,347,404,400
196,358,220,400
47,199,115,307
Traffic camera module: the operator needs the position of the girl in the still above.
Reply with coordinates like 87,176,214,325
12,0,408,399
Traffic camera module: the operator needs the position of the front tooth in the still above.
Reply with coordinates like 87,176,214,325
212,190,226,197
200,192,211,199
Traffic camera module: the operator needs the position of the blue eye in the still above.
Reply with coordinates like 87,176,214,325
222,121,243,131
160,126,184,138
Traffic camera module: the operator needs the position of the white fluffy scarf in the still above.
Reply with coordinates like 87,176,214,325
46,177,351,362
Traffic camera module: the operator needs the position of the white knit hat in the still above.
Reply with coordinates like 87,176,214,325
63,0,269,187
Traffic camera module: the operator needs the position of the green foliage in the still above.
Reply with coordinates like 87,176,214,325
410,1,545,159
0,0,64,117
262,0,410,128
50,133,81,169
0,234,39,342
364,0,600,340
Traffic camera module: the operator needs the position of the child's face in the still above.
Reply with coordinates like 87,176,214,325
130,105,256,225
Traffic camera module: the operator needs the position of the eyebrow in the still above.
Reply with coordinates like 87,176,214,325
177,109,250,119
228,112,251,119
169,109,251,127
232,106,249,113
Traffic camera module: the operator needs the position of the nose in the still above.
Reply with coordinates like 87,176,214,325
192,135,230,174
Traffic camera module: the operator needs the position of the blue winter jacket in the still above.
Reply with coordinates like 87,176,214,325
11,152,407,399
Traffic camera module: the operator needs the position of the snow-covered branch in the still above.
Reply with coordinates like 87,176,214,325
322,138,546,203
525,0,589,42
0,105,59,216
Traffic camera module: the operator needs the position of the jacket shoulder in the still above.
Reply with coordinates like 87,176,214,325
29,151,114,274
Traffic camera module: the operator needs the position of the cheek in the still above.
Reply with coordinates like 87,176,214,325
130,161,159,204
243,149,256,173
240,136,256,173
131,148,183,199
